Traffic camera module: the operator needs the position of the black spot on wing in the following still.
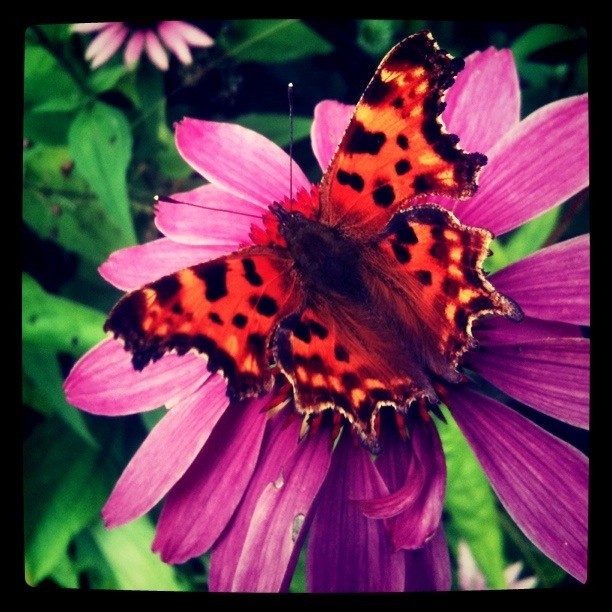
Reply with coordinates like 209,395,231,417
373,184,395,207
396,134,409,150
208,312,223,325
345,122,386,155
232,313,248,328
256,294,279,317
150,275,181,305
193,261,228,302
337,169,365,193
395,159,411,175
363,75,393,106
334,344,349,362
242,258,263,287
415,270,432,285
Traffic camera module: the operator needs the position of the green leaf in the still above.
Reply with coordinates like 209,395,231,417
88,65,129,94
357,19,402,56
24,418,109,585
23,187,127,263
68,102,136,243
48,550,79,589
289,541,307,592
73,530,119,590
220,19,333,63
22,273,107,357
498,509,567,588
140,407,167,432
155,121,191,179
511,24,583,61
234,113,312,149
91,517,186,591
484,206,561,274
435,406,507,589
24,44,84,111
22,345,97,447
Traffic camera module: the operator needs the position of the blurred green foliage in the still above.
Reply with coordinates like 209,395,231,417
22,19,588,591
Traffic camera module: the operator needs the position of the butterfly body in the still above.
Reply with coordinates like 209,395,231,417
105,31,522,452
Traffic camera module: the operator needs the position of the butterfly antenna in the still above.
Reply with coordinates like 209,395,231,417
155,195,262,220
288,82,294,213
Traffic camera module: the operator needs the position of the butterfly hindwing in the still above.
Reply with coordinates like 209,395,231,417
374,205,522,376
275,300,425,452
105,247,304,399
319,31,487,233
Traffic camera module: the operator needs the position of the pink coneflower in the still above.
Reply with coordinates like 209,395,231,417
457,541,538,590
64,39,589,591
72,21,214,70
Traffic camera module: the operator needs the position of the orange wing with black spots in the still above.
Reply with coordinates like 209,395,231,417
319,31,487,233
105,247,304,399
375,205,522,374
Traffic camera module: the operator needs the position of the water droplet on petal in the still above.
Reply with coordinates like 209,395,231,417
292,513,305,542
273,473,285,489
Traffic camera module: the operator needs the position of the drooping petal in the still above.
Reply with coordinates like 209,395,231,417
151,395,270,563
443,48,520,154
71,22,113,33
404,526,452,591
231,421,332,592
307,433,405,592
450,388,588,583
174,118,311,207
164,21,214,47
491,234,590,326
467,338,590,429
311,100,354,172
64,338,210,415
358,417,446,550
455,94,589,236
102,376,228,528
124,31,145,67
98,238,230,291
157,21,193,65
209,413,314,591
154,184,266,246
144,30,169,71
475,316,583,346
89,24,129,69
84,22,126,62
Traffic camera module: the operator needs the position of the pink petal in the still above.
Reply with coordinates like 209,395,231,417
102,376,228,528
404,526,452,591
98,238,230,291
64,338,210,415
475,316,583,346
230,420,332,592
145,30,169,71
154,184,265,246
310,100,354,172
307,433,405,592
84,23,127,64
450,388,588,583
163,21,214,47
124,31,145,67
455,94,589,236
359,417,446,550
89,24,129,69
157,21,193,65
468,338,590,429
174,118,311,207
71,22,113,33
443,48,521,154
209,414,309,591
152,395,270,563
491,234,590,326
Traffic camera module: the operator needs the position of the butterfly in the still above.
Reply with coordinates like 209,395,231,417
105,31,521,453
